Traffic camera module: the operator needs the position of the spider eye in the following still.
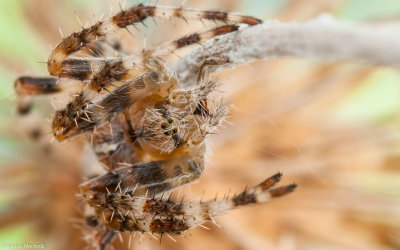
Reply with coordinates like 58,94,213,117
164,131,170,135
168,119,173,124
189,161,198,172
173,128,177,134
161,123,167,129
148,71,160,82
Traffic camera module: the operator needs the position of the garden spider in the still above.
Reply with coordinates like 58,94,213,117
14,3,296,249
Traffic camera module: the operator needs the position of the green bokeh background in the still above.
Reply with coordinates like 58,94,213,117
0,0,399,249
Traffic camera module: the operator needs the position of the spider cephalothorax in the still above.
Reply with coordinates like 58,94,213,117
14,3,296,249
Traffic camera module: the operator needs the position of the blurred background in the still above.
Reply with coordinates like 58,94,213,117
0,0,400,249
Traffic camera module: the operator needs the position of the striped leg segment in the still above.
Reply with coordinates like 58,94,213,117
14,76,61,96
14,76,62,115
82,38,129,58
81,172,295,234
52,23,239,141
81,155,204,200
52,60,177,141
80,155,205,233
48,3,262,77
13,39,128,115
90,116,138,170
55,24,240,81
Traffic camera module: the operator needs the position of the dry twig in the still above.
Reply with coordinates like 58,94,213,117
171,15,400,85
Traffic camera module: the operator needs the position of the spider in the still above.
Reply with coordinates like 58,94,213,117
14,3,296,250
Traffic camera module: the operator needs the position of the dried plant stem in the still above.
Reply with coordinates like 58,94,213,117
171,15,400,85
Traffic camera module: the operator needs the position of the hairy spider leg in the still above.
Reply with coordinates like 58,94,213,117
59,24,240,80
88,116,137,170
14,76,60,96
13,38,129,116
80,153,205,227
48,3,262,77
81,172,295,234
52,59,178,141
53,24,239,141
14,77,61,114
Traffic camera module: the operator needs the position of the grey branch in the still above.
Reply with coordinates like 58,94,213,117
170,15,400,85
